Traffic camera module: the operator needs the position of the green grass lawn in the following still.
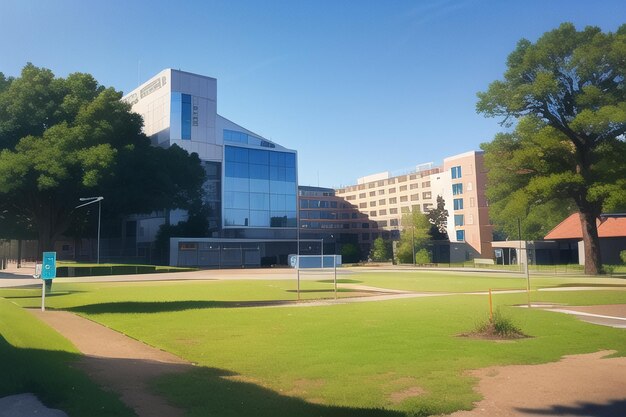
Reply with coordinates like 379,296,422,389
2,272,625,416
0,298,134,417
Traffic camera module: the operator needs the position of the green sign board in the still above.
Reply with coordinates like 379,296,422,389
41,252,56,280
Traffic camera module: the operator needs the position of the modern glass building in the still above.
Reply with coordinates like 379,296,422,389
122,69,299,267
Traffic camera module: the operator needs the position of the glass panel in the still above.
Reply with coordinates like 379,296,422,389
250,178,269,193
249,149,269,165
271,194,286,210
250,210,270,227
285,152,296,168
285,194,296,211
224,209,249,226
250,193,270,210
249,163,269,180
234,192,249,209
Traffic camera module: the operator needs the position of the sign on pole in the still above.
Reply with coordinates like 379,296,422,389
41,252,56,280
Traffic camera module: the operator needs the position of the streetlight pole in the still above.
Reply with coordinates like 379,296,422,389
76,196,104,264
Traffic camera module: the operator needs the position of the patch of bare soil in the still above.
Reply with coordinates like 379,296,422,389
445,350,626,416
29,310,193,417
389,386,425,404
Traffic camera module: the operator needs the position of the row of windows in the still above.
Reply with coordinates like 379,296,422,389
300,200,338,209
224,209,297,227
346,189,434,203
225,146,295,168
224,129,276,148
224,191,296,212
336,169,441,194
343,181,434,200
300,210,358,220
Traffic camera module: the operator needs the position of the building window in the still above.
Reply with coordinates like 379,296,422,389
378,189,385,195
422,203,432,212
390,219,399,226
401,206,410,213
422,191,432,199
370,201,376,207
181,94,192,140
377,220,388,227
362,223,370,229
456,230,465,241
422,181,431,187
362,233,370,241
370,210,377,216
359,202,367,208
400,196,408,202
389,188,396,193
451,165,462,179
369,191,376,197
453,198,463,210
452,183,463,195
399,185,407,191
390,208,398,214
454,214,464,226
379,199,386,205
410,194,419,201
389,197,397,204
379,209,387,215
368,182,375,188
410,183,419,189
359,193,366,198
346,195,355,200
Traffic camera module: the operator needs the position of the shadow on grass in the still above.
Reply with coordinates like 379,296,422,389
515,399,626,416
67,300,308,314
152,366,404,417
0,337,134,417
1,336,403,417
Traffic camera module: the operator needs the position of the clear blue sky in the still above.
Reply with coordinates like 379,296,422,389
1,0,624,187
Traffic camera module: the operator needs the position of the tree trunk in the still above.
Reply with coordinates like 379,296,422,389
579,209,602,275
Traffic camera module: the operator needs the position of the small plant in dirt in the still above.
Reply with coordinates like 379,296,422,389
464,308,527,340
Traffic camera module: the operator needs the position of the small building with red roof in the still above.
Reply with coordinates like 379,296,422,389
544,213,626,265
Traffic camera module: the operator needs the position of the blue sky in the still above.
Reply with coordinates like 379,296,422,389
1,0,624,187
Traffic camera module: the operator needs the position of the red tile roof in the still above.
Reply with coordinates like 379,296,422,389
544,213,626,240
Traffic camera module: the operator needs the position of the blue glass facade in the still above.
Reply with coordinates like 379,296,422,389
170,92,192,140
223,144,297,228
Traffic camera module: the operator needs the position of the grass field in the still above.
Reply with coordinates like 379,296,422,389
1,270,625,416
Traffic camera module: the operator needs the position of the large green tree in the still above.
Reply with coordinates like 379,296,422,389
477,23,626,274
0,64,206,253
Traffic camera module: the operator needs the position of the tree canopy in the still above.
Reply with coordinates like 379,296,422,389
0,64,206,252
396,210,431,264
427,195,449,240
477,23,626,274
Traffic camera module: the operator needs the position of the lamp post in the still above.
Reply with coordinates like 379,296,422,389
76,196,104,264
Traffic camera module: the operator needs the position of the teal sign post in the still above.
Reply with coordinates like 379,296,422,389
41,252,56,280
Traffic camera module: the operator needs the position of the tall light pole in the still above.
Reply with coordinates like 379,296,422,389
76,196,104,264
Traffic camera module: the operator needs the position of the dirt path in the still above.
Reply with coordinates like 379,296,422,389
29,309,193,417
446,350,626,416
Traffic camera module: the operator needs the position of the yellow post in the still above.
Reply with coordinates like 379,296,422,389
488,288,493,322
